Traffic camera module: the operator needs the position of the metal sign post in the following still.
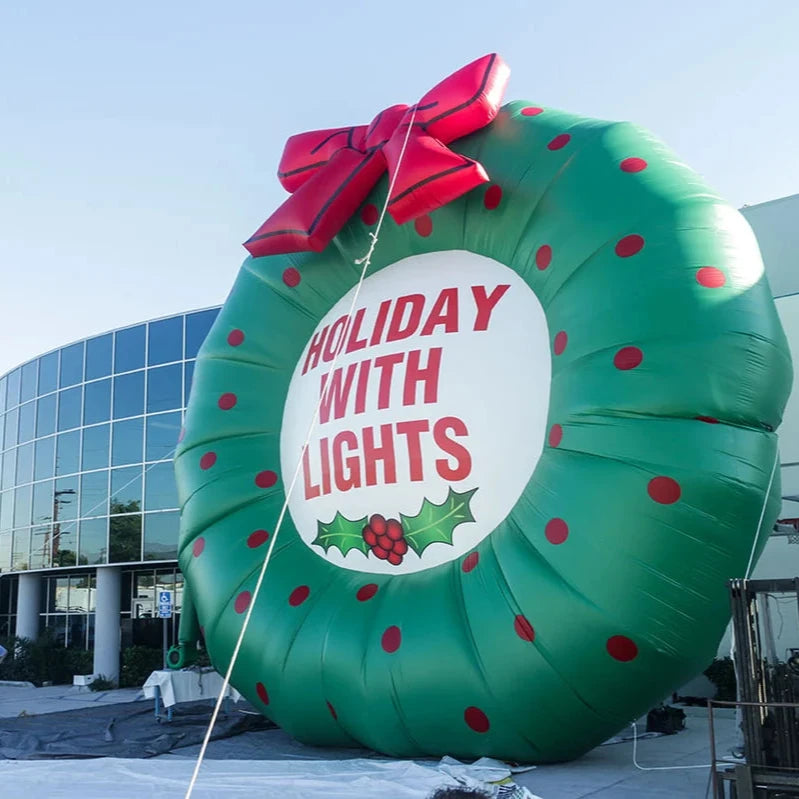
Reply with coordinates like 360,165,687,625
158,591,173,669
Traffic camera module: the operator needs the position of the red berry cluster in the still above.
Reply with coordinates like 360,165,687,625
362,514,407,565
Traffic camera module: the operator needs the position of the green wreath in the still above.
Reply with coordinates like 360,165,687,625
174,100,791,763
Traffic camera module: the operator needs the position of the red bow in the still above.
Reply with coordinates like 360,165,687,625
244,54,509,258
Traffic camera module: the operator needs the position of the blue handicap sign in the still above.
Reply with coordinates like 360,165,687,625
159,591,172,604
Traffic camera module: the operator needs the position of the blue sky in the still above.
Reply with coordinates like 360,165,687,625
2,0,797,375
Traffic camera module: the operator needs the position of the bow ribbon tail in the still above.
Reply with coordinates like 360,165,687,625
384,132,489,226
244,148,385,257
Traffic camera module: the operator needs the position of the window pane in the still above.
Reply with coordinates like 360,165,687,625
20,361,37,402
184,361,195,403
12,528,30,570
16,443,34,484
0,527,10,572
83,379,111,425
4,407,18,449
1,451,15,491
18,401,35,444
69,574,95,611
111,466,142,512
28,523,51,569
6,369,21,408
34,436,55,481
144,462,178,511
110,514,142,563
112,418,143,466
145,412,181,462
36,393,57,437
185,309,218,359
113,371,144,419
56,430,80,476
57,386,82,431
82,424,109,472
67,613,87,648
114,325,145,373
14,484,32,527
85,333,112,380
148,316,183,366
38,352,59,396
33,480,54,526
54,477,78,522
80,470,108,517
143,511,178,560
59,342,84,388
0,376,6,414
0,490,13,531
53,521,79,567
79,518,107,565
147,364,182,413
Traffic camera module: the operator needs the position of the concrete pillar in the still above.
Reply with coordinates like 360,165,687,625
93,566,121,684
15,573,41,641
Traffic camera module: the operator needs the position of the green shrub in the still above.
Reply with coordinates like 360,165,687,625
89,674,116,692
120,645,163,687
704,656,737,702
0,634,93,686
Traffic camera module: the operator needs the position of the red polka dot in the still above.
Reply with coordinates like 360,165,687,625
361,203,378,225
521,106,544,116
696,266,726,288
607,635,639,662
547,133,571,151
381,626,401,653
615,234,645,257
414,215,433,237
282,267,301,287
357,583,378,602
227,329,244,347
514,615,535,642
696,415,719,424
462,552,479,572
483,184,502,210
464,706,490,733
648,476,681,504
614,346,643,370
553,331,568,355
218,392,237,410
255,470,278,488
620,157,648,173
200,451,217,470
327,701,338,720
247,529,269,548
192,537,205,557
289,585,310,606
256,682,269,705
178,428,185,442
545,518,569,545
549,424,563,447
234,591,251,614
535,244,552,270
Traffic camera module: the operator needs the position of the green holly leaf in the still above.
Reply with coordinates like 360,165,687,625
401,487,478,556
313,511,370,556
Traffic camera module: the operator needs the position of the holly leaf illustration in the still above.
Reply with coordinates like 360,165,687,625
401,487,478,556
313,511,369,556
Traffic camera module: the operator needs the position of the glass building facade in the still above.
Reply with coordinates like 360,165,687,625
0,306,220,650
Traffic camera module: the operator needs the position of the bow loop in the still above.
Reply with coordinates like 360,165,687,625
245,53,509,257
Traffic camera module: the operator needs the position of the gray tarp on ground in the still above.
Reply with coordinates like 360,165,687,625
0,698,273,760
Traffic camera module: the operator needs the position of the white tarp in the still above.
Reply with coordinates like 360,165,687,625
0,755,541,798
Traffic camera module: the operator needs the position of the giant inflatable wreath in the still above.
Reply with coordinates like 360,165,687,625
173,54,792,762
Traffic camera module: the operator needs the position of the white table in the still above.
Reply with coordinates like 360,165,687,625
142,669,242,722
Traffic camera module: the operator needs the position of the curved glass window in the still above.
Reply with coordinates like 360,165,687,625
85,334,112,381
59,343,84,388
84,379,111,425
38,352,59,396
113,371,144,419
114,326,145,374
